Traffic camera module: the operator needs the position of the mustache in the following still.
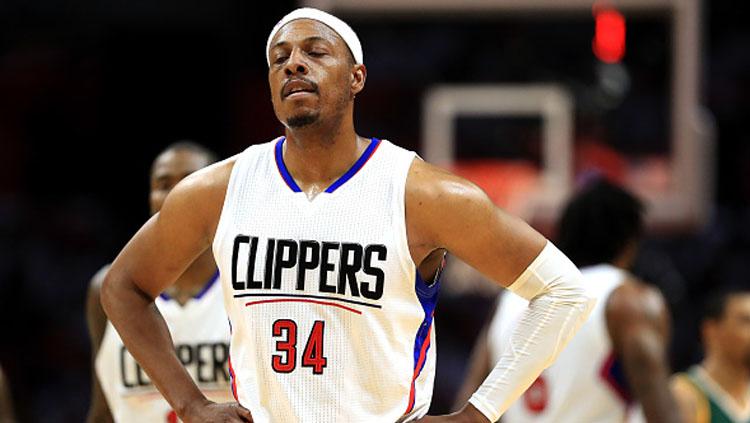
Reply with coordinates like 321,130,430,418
281,77,318,98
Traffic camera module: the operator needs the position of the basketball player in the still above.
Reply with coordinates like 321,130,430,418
671,288,750,423
86,142,233,422
99,8,595,422
456,180,681,422
0,365,16,423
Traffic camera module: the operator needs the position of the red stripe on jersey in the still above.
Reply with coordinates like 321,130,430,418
245,298,362,315
228,355,238,401
404,321,433,415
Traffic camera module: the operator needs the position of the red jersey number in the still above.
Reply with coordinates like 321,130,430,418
523,375,549,414
272,319,297,373
272,320,327,375
301,321,327,374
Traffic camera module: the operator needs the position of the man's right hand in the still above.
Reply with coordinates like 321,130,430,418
182,400,254,422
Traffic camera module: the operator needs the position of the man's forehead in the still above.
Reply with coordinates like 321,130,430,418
271,19,343,48
152,150,206,174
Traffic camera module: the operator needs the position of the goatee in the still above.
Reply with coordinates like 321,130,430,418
287,112,320,128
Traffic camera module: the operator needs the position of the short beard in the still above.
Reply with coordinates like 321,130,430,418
287,112,320,128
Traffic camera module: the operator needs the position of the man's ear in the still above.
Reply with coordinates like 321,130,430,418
351,64,367,97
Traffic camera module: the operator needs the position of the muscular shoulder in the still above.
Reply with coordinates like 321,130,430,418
671,373,705,423
606,276,667,323
605,274,670,348
405,158,486,207
170,156,237,200
159,156,238,238
404,159,492,251
403,158,545,281
671,373,699,399
405,159,492,234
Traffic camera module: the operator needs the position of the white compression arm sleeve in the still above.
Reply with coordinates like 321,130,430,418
468,241,596,422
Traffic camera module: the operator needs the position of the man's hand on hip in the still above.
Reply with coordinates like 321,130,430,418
182,400,253,423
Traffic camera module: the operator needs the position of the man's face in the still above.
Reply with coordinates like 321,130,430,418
267,19,363,130
149,149,211,215
707,294,750,370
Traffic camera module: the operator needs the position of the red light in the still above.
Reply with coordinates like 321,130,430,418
593,5,626,63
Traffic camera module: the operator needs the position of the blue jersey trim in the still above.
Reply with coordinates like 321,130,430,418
411,270,440,370
274,137,302,192
324,138,381,193
159,270,220,301
600,352,633,403
274,137,382,194
405,265,442,413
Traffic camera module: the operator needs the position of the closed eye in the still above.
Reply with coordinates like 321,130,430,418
274,56,288,65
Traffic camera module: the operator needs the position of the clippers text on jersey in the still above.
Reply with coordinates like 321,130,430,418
231,236,388,301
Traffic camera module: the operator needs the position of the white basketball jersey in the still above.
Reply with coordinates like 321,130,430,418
212,137,438,422
488,264,637,423
95,273,234,422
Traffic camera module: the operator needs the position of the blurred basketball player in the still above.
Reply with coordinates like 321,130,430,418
0,365,16,423
457,180,681,422
99,8,595,422
86,142,233,422
671,288,750,423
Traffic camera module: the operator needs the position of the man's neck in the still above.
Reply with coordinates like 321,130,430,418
703,356,750,407
283,116,367,198
166,250,217,305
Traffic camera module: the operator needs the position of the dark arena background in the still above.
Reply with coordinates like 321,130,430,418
1,0,749,420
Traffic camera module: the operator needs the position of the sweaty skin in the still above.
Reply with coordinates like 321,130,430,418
101,19,545,423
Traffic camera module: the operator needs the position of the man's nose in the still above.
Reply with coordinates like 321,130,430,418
284,48,309,76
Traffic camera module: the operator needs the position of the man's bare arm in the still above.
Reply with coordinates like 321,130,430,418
86,265,114,423
408,160,594,422
406,160,546,286
606,278,681,423
100,160,252,422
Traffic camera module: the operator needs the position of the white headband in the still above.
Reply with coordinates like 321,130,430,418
266,7,363,66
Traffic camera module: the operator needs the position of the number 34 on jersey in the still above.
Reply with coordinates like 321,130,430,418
272,319,328,375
